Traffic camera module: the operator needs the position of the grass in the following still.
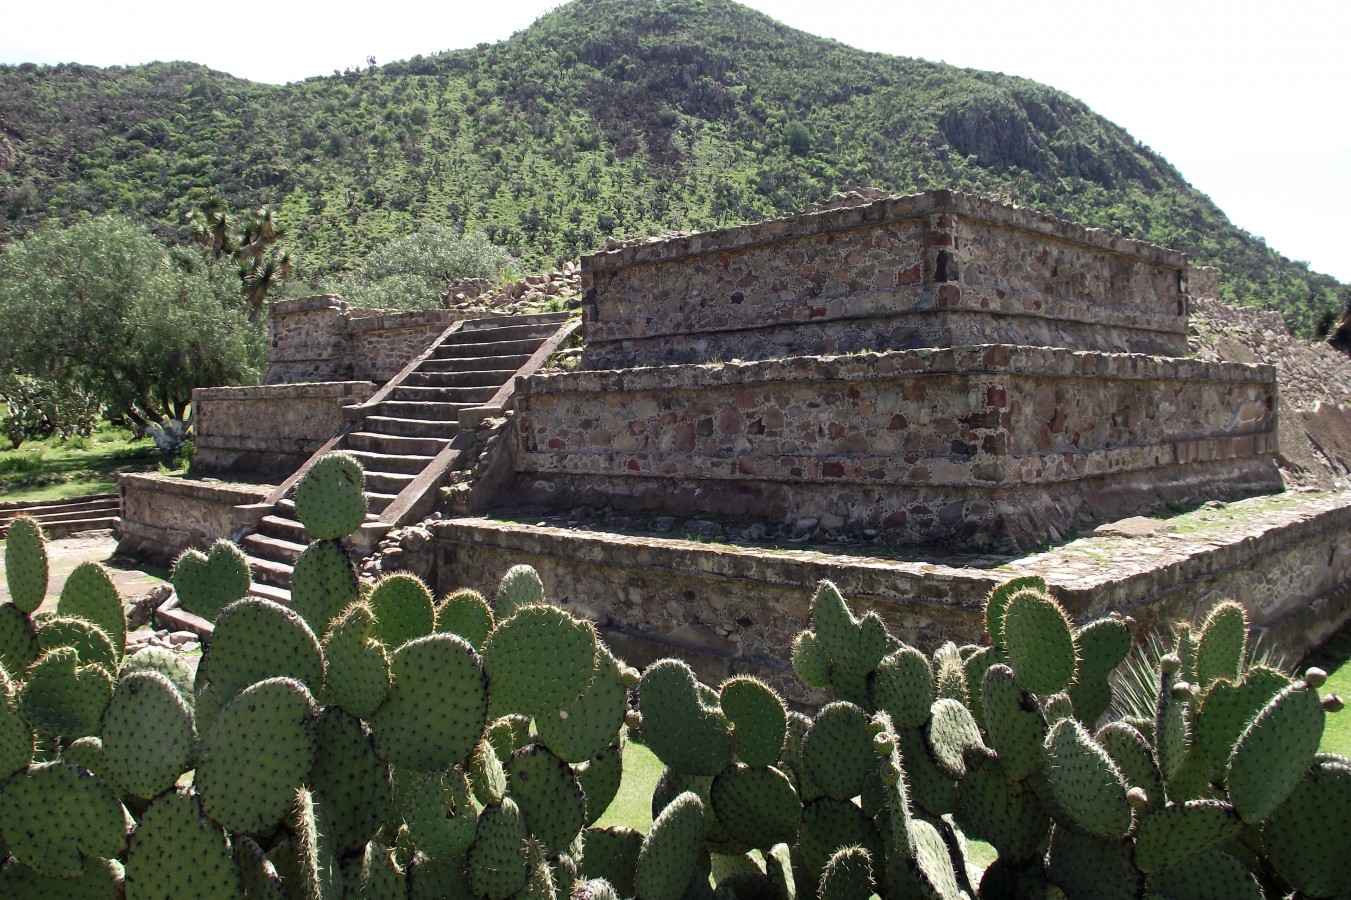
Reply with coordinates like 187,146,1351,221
0,423,166,504
1303,622,1351,757
594,737,666,832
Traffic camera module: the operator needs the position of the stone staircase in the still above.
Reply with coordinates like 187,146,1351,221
234,312,577,604
0,493,121,539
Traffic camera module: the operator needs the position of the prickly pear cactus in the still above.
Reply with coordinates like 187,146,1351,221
172,539,251,622
4,515,48,614
294,451,367,540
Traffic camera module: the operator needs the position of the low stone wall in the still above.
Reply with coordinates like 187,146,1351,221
115,474,272,568
191,381,376,478
266,295,353,383
433,490,1351,701
349,308,459,382
580,190,1191,367
513,346,1279,550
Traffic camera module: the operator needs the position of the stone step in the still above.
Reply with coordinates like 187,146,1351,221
418,354,532,373
402,369,517,389
372,401,475,422
366,491,398,514
246,554,294,588
364,470,417,495
448,321,567,343
0,495,119,519
343,450,437,475
388,384,498,404
257,514,310,544
362,416,462,439
241,533,307,566
249,582,292,606
432,337,544,359
346,432,452,456
460,311,572,332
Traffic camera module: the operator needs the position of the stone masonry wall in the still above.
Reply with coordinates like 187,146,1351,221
266,295,353,383
191,381,376,478
513,346,1279,549
580,190,1190,367
115,474,272,568
348,308,460,382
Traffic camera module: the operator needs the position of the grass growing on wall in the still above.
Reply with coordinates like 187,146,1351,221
0,423,162,504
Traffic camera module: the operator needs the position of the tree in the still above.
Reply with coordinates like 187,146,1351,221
0,216,266,444
335,227,515,310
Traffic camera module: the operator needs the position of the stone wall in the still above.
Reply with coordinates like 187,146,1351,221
580,190,1190,368
348,308,460,382
191,381,376,478
513,346,1280,550
433,490,1351,701
115,474,272,567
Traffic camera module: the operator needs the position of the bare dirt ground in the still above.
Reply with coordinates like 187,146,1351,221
0,528,166,613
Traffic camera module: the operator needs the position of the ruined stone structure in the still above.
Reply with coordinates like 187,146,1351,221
511,191,1281,551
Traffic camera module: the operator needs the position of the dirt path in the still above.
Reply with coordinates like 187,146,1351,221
0,529,166,612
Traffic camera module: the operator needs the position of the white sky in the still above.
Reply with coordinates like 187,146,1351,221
2,0,1347,283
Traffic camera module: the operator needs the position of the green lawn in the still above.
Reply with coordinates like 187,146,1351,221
0,423,166,504
1304,622,1351,757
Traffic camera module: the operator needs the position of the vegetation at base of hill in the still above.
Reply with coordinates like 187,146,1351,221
0,0,1346,334
0,423,164,504
329,226,518,310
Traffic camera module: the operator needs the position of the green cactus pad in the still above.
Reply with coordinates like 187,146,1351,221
899,724,958,817
471,735,508,805
204,597,323,702
1045,825,1141,900
482,603,597,718
290,539,358,637
1263,756,1351,897
791,629,832,688
575,744,623,826
905,817,964,900
580,827,642,897
962,645,998,729
172,539,251,623
984,576,1048,650
797,797,884,888
367,573,436,649
102,669,196,799
869,645,936,729
536,644,628,763
294,452,367,540
803,701,874,801
1194,600,1247,689
1227,680,1324,823
810,581,864,673
1002,589,1077,696
408,851,473,899
1068,616,1132,727
321,601,390,720
5,516,47,614
779,710,818,798
0,602,40,672
719,676,787,768
57,562,126,660
1145,849,1263,900
818,846,873,900
357,839,405,900
926,696,990,779
493,564,545,618
61,735,127,799
1042,718,1133,839
467,798,532,900
19,646,113,737
932,641,969,704
292,787,341,900
956,755,1050,863
404,768,478,859
1041,691,1075,725
370,632,489,771
635,790,707,900
119,646,195,704
639,658,733,776
0,857,125,898
1195,666,1291,769
506,743,587,854
0,761,129,879
435,587,494,650
310,707,394,856
484,714,523,765
0,664,34,779
35,614,117,671
1155,665,1192,783
195,677,317,834
1133,798,1242,874
708,764,801,850
235,834,287,900
1095,721,1164,814
123,787,242,899
981,663,1046,782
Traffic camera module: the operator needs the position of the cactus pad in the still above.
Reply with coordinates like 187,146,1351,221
367,573,436,649
984,576,1047,650
370,632,488,771
195,677,317,834
1133,798,1242,874
493,564,545,618
1068,616,1132,726
321,601,390,720
506,743,587,853
1195,665,1290,769
467,798,531,900
635,790,706,900
818,846,874,900
482,603,597,717
102,669,196,799
575,744,623,826
1095,721,1164,814
870,645,936,729
309,707,394,856
405,768,478,860
120,645,195,703
1262,756,1351,897
536,643,627,763
797,797,884,885
35,614,118,671
294,452,367,540
19,646,113,737
470,735,508,805
1042,718,1133,839
1194,600,1248,688
932,641,969,704
803,701,874,801
4,515,47,613
57,561,126,659
955,755,1050,863
926,696,990,779
709,763,801,850
0,663,34,778
899,724,958,817
1145,849,1263,900
1045,825,1141,900
0,761,129,879
172,539,251,622
579,827,642,897
124,788,241,899
719,676,787,768
639,658,733,775
204,598,323,701
1002,588,1077,696
435,587,494,650
290,539,358,637
791,629,832,688
981,663,1046,782
1227,680,1325,823
0,602,40,671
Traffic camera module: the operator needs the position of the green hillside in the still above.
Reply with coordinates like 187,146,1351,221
0,0,1344,333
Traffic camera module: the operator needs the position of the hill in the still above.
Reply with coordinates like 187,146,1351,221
0,0,1345,334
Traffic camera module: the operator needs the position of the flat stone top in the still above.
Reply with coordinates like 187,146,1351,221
582,189,1189,274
